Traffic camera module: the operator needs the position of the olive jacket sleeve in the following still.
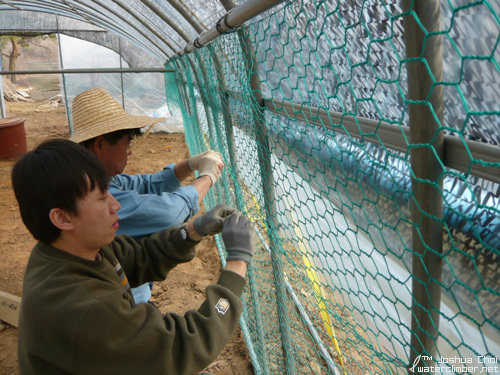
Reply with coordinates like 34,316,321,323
17,227,246,375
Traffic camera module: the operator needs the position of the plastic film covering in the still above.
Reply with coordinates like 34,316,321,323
0,0,290,58
0,11,163,68
0,10,103,33
178,0,227,28
1,1,174,59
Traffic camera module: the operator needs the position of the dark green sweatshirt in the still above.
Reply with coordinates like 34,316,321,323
17,227,246,375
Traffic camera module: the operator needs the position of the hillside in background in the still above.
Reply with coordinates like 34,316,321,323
1,35,59,99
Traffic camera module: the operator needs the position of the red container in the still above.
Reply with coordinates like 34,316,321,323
0,117,27,160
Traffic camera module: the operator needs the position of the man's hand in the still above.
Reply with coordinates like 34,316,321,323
188,151,224,186
193,204,236,236
188,150,224,186
222,212,255,266
188,151,222,170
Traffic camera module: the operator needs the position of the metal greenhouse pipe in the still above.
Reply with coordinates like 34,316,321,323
182,1,275,362
0,77,6,118
55,27,71,132
70,0,169,59
173,0,322,370
254,226,341,375
188,55,226,205
202,48,242,205
244,49,298,374
402,0,445,369
109,0,178,52
207,2,274,368
177,0,287,56
210,0,297,370
2,0,168,59
166,0,206,34
239,317,264,375
0,68,174,75
206,44,271,373
86,0,171,56
263,98,500,185
140,0,193,43
227,14,297,375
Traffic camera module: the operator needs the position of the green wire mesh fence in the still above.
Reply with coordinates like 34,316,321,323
165,0,500,373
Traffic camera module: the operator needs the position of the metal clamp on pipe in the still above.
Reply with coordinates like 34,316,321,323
216,8,244,34
193,38,204,49
216,13,232,34
175,0,288,57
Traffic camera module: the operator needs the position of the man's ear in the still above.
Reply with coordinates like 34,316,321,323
90,136,107,155
49,208,74,230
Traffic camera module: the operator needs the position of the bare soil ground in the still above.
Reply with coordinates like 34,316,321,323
0,101,254,375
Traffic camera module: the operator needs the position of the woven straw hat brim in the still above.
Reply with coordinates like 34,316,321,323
69,114,165,144
69,87,166,144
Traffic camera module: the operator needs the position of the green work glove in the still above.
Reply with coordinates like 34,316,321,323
222,212,255,266
193,204,236,236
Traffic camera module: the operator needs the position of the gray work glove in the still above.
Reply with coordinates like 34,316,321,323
222,211,255,266
193,204,236,236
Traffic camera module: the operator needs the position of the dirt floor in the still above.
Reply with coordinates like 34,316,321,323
0,101,254,375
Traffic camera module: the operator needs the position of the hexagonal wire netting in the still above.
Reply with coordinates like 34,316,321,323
166,1,499,374
1,0,499,373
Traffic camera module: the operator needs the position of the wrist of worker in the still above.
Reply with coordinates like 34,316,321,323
174,160,194,182
181,221,203,242
224,260,248,278
226,250,252,266
197,173,215,186
187,157,196,171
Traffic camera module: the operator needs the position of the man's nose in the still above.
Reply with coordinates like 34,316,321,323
109,193,121,212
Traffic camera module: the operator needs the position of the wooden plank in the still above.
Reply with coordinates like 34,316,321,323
0,291,21,328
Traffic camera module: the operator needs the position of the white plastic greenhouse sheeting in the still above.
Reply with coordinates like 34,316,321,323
0,0,287,60
57,34,184,133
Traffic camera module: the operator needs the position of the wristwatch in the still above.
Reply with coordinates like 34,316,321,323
180,225,201,243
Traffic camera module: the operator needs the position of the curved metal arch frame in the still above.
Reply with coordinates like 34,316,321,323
1,0,187,59
0,0,287,61
0,2,169,60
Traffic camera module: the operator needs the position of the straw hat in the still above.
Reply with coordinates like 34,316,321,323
69,88,166,144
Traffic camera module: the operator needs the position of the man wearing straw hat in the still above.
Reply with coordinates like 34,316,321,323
70,87,224,305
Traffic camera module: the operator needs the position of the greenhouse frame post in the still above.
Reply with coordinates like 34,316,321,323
118,39,125,109
402,0,445,370
0,74,5,118
56,30,70,133
207,43,272,374
216,0,296,372
176,58,213,151
171,49,270,373
190,53,230,205
236,25,297,375
185,57,220,150
208,44,243,203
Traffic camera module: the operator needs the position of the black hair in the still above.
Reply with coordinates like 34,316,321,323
11,138,110,244
80,128,142,149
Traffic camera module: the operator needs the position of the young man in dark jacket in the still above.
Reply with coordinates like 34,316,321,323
12,139,254,375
